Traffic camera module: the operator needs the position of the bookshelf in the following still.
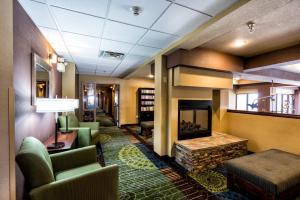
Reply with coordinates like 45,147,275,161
137,88,155,123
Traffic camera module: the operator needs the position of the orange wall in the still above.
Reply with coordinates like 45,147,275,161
226,112,300,155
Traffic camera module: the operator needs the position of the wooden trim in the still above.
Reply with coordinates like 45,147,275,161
169,64,234,74
9,87,16,200
227,109,300,119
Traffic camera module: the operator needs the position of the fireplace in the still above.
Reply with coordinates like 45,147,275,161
178,100,212,140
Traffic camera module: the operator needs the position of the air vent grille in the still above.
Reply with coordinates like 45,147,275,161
99,51,124,60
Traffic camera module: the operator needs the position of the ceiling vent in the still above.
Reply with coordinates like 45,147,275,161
99,51,125,60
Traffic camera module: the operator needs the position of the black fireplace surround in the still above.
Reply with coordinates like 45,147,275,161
178,100,212,140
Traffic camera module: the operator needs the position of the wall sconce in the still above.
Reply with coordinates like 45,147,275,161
57,63,65,73
57,57,68,72
49,53,57,64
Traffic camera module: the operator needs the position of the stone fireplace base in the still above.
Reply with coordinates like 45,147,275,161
174,132,248,172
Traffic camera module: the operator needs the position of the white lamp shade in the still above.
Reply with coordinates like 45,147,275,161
36,98,79,113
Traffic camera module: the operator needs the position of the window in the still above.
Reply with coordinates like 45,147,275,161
270,87,296,114
236,93,258,111
270,94,295,114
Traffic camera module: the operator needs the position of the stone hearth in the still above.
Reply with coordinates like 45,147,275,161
175,132,248,172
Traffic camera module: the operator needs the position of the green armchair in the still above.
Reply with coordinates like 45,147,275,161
59,113,100,145
16,137,119,200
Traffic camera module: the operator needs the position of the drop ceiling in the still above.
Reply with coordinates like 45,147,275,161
18,0,238,77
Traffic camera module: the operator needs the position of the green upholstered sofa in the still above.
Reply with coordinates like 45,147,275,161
59,113,100,144
16,137,119,200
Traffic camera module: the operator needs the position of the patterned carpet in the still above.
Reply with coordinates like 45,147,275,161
97,126,250,200
124,125,154,146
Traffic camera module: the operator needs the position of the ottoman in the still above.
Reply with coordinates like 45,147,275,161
225,149,300,200
140,121,154,136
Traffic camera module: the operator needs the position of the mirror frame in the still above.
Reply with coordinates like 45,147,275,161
32,53,52,105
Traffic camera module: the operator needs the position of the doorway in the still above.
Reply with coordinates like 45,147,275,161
81,83,120,126
96,84,120,126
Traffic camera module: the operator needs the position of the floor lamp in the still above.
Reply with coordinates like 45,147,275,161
36,98,79,149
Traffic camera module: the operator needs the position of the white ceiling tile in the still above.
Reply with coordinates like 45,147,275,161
152,4,211,35
68,45,99,59
48,0,108,18
103,21,147,43
73,56,98,65
111,54,146,76
77,63,97,70
96,65,115,74
39,27,64,44
51,7,104,37
139,30,178,48
131,45,160,57
63,32,100,49
98,58,121,68
121,54,147,68
63,54,73,62
175,0,238,16
50,43,68,54
78,71,96,75
100,39,133,54
108,0,170,28
96,71,112,76
18,0,57,29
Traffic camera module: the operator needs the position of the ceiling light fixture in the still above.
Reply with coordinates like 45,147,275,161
130,6,143,16
247,21,255,33
233,39,247,48
148,74,154,78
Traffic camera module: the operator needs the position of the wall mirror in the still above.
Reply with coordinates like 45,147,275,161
32,53,52,105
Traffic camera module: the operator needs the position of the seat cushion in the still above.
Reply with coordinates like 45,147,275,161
141,121,154,129
55,163,101,181
225,149,300,194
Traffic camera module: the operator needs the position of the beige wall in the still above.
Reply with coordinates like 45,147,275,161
0,0,15,199
226,112,300,155
79,75,154,125
167,69,213,156
62,62,76,98
173,66,233,89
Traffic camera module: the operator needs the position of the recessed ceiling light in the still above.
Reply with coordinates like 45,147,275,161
233,39,247,48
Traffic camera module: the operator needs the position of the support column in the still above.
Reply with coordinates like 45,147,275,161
212,90,229,133
153,55,168,156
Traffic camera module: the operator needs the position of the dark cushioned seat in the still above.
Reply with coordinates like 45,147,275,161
225,149,300,194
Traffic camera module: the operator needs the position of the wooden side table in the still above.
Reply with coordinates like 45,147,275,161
44,130,78,154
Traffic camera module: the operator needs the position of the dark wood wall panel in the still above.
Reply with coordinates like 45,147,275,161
13,1,62,199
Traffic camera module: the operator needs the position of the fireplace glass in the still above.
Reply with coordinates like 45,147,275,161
178,100,212,140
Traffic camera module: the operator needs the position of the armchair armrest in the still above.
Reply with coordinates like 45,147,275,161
50,145,97,173
79,122,99,130
30,165,119,200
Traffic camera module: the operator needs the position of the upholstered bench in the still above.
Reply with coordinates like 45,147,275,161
140,121,154,136
225,149,300,200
